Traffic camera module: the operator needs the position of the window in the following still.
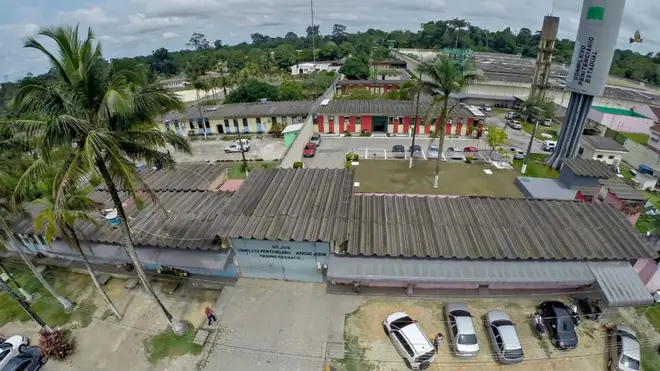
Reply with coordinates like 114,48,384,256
173,119,179,128
578,147,584,155
608,155,615,160
242,118,249,133
224,119,230,128
449,316,458,336
393,331,414,357
165,121,170,130
271,117,277,125
344,117,350,125
356,116,361,125
388,116,394,124
256,117,262,125
596,154,603,159
204,117,210,129
189,119,195,130
233,119,239,130
652,137,659,143
282,117,288,124
457,334,477,345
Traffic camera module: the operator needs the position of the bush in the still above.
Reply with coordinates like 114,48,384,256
353,153,359,161
465,156,473,164
344,130,352,137
254,158,264,162
39,328,74,360
344,161,352,169
345,153,352,161
429,130,435,137
293,161,303,169
360,131,372,137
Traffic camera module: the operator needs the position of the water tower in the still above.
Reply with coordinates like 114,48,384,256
530,16,560,99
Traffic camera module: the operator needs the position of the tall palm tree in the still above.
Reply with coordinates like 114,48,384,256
417,56,481,188
8,25,192,334
32,178,122,320
215,65,230,98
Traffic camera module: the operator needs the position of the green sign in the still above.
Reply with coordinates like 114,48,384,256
586,6,605,20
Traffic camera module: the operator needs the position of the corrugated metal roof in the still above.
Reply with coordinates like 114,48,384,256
588,261,653,307
15,191,234,250
600,180,647,201
163,101,315,121
217,168,354,242
97,163,228,192
563,158,615,179
581,135,629,152
328,256,596,285
346,194,654,260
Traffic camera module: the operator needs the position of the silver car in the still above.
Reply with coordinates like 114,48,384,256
608,325,640,371
427,144,439,159
310,133,322,146
445,304,479,357
484,311,524,364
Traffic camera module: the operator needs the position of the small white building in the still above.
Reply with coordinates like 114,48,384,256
290,61,341,75
578,135,629,165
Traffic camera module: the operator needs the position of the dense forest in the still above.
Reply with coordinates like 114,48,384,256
2,18,660,110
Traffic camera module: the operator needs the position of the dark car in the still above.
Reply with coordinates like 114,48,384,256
302,143,316,157
392,145,406,158
539,301,578,350
2,346,46,371
409,145,424,158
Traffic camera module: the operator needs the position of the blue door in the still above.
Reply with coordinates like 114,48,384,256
232,240,330,282
256,122,263,133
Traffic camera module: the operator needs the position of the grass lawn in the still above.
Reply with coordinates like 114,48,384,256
635,306,660,371
521,121,559,140
143,321,203,364
352,160,523,197
622,132,650,145
512,154,560,178
0,266,95,328
226,161,276,179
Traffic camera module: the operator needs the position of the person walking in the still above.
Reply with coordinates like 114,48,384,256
352,281,361,294
434,333,443,352
205,307,217,326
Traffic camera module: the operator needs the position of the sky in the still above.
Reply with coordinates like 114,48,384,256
1,0,659,79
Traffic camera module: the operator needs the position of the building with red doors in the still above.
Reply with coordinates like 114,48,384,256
315,99,486,135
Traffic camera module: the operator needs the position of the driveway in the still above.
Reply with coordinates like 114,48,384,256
202,279,360,371
485,113,545,154
167,136,286,162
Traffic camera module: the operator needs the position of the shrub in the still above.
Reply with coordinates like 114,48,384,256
344,161,352,169
254,158,264,162
465,156,473,164
345,153,352,161
429,130,435,137
353,153,359,161
293,161,303,169
344,130,352,137
39,328,75,360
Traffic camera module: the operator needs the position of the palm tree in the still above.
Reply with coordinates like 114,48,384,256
215,65,230,98
32,178,122,320
417,56,481,188
9,25,192,334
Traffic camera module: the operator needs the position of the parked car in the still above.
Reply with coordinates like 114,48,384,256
383,312,436,370
392,145,406,159
607,325,640,371
427,144,439,159
463,146,478,153
310,133,322,146
505,112,518,120
507,120,522,130
1,346,46,371
484,311,524,364
409,145,424,158
541,140,557,152
508,147,526,160
0,336,28,369
225,140,250,153
542,119,553,127
303,143,317,157
445,304,479,357
538,301,578,350
447,147,464,160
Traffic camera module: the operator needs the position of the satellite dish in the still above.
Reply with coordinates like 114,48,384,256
630,30,643,44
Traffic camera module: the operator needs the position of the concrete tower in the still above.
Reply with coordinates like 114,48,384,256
530,16,560,99
547,0,626,169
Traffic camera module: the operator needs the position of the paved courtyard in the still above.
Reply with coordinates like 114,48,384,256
167,136,286,162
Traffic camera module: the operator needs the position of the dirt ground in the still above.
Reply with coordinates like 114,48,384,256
340,296,613,371
0,276,221,371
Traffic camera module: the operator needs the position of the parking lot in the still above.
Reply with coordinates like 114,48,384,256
167,136,286,162
334,296,611,371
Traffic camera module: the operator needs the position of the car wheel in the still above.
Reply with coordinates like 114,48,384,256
607,358,612,369
18,344,27,353
403,358,412,369
225,150,230,153
419,361,430,370
40,356,48,365
383,324,389,336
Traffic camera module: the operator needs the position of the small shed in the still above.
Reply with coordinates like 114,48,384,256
282,123,304,148
635,172,658,190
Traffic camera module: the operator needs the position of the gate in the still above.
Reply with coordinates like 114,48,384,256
232,239,330,282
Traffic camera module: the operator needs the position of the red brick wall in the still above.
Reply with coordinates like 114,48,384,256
361,115,372,132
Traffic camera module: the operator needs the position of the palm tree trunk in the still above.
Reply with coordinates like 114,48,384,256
95,160,186,335
66,226,122,320
7,231,73,311
433,99,451,189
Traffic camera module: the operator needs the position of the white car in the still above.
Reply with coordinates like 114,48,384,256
447,147,464,160
0,335,29,369
427,144,439,159
225,141,250,153
445,304,479,357
383,312,436,370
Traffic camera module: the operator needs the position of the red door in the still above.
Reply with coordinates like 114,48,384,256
455,123,463,135
328,120,335,133
445,123,452,135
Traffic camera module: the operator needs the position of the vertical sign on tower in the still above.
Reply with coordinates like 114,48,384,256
565,0,627,97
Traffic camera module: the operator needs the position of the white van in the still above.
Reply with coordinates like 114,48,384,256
541,140,556,152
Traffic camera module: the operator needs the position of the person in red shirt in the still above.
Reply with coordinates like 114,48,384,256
205,307,217,325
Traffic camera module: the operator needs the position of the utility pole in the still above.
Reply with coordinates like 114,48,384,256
0,263,33,302
235,121,249,177
521,113,541,174
310,0,318,98
0,275,48,330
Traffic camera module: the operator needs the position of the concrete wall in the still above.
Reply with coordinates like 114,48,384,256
623,139,660,169
578,145,625,165
598,113,655,134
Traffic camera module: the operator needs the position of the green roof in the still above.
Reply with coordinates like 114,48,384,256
593,106,650,119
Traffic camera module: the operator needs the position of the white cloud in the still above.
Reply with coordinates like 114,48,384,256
121,13,186,34
57,8,118,26
162,32,179,39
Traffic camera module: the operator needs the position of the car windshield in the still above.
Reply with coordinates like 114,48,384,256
0,349,9,361
393,146,404,151
457,334,477,345
428,145,438,151
503,348,524,360
311,135,319,140
305,144,314,150
416,350,435,363
620,354,640,370
0,343,11,350
391,316,414,329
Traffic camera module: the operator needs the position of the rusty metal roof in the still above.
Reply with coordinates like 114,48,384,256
216,168,354,242
563,158,615,179
97,163,228,192
345,194,654,260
